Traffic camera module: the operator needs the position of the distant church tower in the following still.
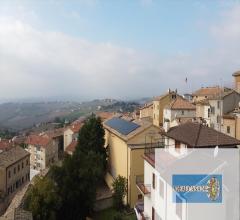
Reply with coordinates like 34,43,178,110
233,70,240,93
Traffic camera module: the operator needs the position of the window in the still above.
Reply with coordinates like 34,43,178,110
217,115,221,124
159,178,164,199
138,194,143,200
227,126,230,134
26,159,29,166
208,108,210,118
152,207,155,220
18,164,20,171
211,106,215,115
217,101,220,109
14,167,16,174
175,140,180,151
8,170,11,178
181,110,184,115
22,162,24,169
152,173,155,189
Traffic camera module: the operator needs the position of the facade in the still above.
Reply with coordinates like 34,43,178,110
195,99,211,126
163,97,196,129
26,134,58,171
139,102,153,119
137,122,240,220
63,122,82,151
208,90,240,131
103,116,162,208
0,146,30,215
153,90,179,127
233,70,240,93
222,108,240,140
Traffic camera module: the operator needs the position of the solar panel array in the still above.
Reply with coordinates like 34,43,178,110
105,117,140,135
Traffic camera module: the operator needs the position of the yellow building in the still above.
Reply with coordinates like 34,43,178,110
153,90,179,127
0,146,30,215
233,70,240,93
139,102,153,119
103,116,161,208
222,108,240,140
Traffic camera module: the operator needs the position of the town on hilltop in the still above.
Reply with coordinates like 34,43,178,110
0,71,239,220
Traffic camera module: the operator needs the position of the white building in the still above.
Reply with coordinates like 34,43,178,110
163,97,196,130
135,122,240,220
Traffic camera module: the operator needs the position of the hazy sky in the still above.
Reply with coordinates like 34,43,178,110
0,0,240,101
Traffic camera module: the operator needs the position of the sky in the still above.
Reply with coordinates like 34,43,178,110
0,0,240,101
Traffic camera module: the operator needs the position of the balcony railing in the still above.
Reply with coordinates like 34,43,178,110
136,175,151,195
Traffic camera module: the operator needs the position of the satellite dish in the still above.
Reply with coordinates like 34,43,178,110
214,146,219,158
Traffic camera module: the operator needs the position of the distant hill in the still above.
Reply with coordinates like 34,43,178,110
0,99,118,131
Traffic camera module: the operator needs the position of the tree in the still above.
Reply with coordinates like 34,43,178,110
112,176,127,209
76,114,107,175
24,176,61,220
49,150,105,220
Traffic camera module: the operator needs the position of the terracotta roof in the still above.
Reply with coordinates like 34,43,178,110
233,70,240,77
0,146,30,168
65,140,78,154
192,87,223,96
68,122,83,133
0,139,14,151
95,112,116,121
164,122,240,147
25,135,51,147
139,102,153,110
166,97,196,110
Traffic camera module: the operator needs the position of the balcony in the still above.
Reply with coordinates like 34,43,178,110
136,175,151,195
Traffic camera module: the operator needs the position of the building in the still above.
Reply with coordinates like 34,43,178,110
222,107,240,140
25,134,58,171
42,128,64,157
195,99,211,126
0,146,30,215
192,86,225,103
139,102,153,119
137,122,240,220
63,122,83,151
103,116,162,208
65,140,78,155
153,90,179,127
0,139,14,153
163,97,196,129
208,90,240,131
233,70,240,93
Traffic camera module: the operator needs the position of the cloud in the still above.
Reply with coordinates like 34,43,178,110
0,4,240,101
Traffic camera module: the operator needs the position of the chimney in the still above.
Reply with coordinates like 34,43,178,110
233,70,240,93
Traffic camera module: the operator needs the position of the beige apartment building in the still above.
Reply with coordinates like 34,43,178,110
153,90,179,127
222,108,240,140
139,102,153,119
103,115,162,208
0,146,30,215
26,134,58,171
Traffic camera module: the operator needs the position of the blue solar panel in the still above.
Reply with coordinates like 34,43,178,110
105,117,140,135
